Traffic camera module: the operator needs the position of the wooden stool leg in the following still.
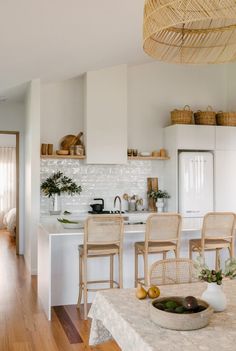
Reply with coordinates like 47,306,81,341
189,241,193,260
119,249,123,289
144,252,148,286
110,254,114,288
215,249,220,271
77,251,83,309
83,256,88,320
230,242,234,259
134,246,138,287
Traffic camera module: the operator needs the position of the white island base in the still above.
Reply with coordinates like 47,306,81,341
38,215,231,320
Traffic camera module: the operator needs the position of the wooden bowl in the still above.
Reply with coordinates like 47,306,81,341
149,296,213,331
56,150,69,155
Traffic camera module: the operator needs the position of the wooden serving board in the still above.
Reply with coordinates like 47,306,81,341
147,178,158,212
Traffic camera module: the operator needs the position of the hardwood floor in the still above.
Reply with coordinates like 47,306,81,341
0,231,120,351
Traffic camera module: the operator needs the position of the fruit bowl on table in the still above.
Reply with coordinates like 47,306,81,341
57,217,83,229
149,296,213,331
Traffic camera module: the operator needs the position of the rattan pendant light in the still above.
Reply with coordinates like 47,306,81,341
143,0,236,64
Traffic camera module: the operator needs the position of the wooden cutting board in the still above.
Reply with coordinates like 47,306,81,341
147,177,158,212
60,132,83,150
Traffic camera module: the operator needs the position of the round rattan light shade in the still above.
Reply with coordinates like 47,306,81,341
143,0,236,64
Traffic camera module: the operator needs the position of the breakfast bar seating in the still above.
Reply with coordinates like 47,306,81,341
77,215,124,319
189,212,235,270
134,213,182,286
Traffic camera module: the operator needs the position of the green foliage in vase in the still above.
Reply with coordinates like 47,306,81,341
148,189,170,200
194,255,236,285
41,171,82,197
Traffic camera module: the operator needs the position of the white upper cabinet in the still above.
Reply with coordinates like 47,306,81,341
215,126,236,150
165,125,215,150
84,65,127,164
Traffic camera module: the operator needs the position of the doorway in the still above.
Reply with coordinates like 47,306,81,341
0,132,19,254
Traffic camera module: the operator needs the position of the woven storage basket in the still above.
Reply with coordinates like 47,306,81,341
171,105,192,125
216,112,236,126
194,106,216,125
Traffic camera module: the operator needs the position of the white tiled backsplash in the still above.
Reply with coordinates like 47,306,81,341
40,159,163,214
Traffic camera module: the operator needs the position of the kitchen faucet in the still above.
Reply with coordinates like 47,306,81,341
114,195,122,214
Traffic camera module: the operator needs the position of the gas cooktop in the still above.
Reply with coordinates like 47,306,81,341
88,210,125,214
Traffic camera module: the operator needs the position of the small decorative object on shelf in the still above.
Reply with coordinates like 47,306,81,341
148,189,170,212
132,149,138,157
47,144,53,155
123,193,143,212
40,171,82,215
41,143,48,155
194,256,236,312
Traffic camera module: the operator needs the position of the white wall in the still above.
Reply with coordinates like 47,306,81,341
41,77,84,150
40,62,228,155
0,102,25,254
226,63,236,110
128,62,227,151
0,134,16,147
25,80,40,274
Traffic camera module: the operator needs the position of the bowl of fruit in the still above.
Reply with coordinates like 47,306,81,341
149,296,213,331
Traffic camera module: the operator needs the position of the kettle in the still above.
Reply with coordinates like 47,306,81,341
89,198,104,213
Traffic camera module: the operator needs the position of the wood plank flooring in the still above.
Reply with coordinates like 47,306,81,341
0,230,120,351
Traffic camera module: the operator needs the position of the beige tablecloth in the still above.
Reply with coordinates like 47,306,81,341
89,280,236,351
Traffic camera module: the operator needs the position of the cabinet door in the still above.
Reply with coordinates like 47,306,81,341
176,125,215,150
85,65,127,164
216,126,236,150
215,150,236,211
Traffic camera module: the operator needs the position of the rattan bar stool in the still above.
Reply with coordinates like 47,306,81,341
134,213,182,287
189,212,236,270
77,215,124,319
149,258,198,286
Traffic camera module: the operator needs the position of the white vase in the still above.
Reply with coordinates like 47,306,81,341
49,194,61,214
201,282,227,312
156,198,164,212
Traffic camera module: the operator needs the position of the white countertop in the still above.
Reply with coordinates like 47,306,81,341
39,213,202,237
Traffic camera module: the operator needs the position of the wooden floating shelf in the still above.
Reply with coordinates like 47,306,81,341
41,155,170,161
128,156,170,160
41,155,86,160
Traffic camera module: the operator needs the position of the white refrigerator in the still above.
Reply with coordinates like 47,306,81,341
179,152,214,218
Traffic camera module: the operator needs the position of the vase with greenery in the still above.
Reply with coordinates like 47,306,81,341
194,256,236,311
148,190,170,212
41,171,82,214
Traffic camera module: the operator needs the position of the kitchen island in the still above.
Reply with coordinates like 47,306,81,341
38,213,215,320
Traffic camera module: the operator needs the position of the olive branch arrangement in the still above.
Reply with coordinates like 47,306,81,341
148,189,170,201
41,171,82,197
194,255,236,285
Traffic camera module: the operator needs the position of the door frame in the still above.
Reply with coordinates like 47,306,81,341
0,131,20,254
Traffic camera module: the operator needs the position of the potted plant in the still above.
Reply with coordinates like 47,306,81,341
148,190,170,212
194,256,236,312
41,171,82,214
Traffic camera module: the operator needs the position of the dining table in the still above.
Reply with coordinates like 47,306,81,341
89,279,236,351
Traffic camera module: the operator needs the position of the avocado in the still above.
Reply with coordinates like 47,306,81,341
183,296,198,310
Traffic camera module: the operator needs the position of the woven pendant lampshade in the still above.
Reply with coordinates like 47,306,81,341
143,0,236,64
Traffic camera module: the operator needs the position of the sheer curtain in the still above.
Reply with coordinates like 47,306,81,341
0,147,16,213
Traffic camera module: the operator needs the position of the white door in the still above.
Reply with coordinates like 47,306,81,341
179,152,214,217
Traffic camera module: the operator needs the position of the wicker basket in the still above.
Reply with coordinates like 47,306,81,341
194,106,216,125
171,105,192,125
216,112,236,126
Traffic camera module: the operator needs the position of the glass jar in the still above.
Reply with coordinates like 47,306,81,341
69,146,75,155
75,145,84,156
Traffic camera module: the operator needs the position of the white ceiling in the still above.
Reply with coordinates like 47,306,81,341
0,0,150,98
